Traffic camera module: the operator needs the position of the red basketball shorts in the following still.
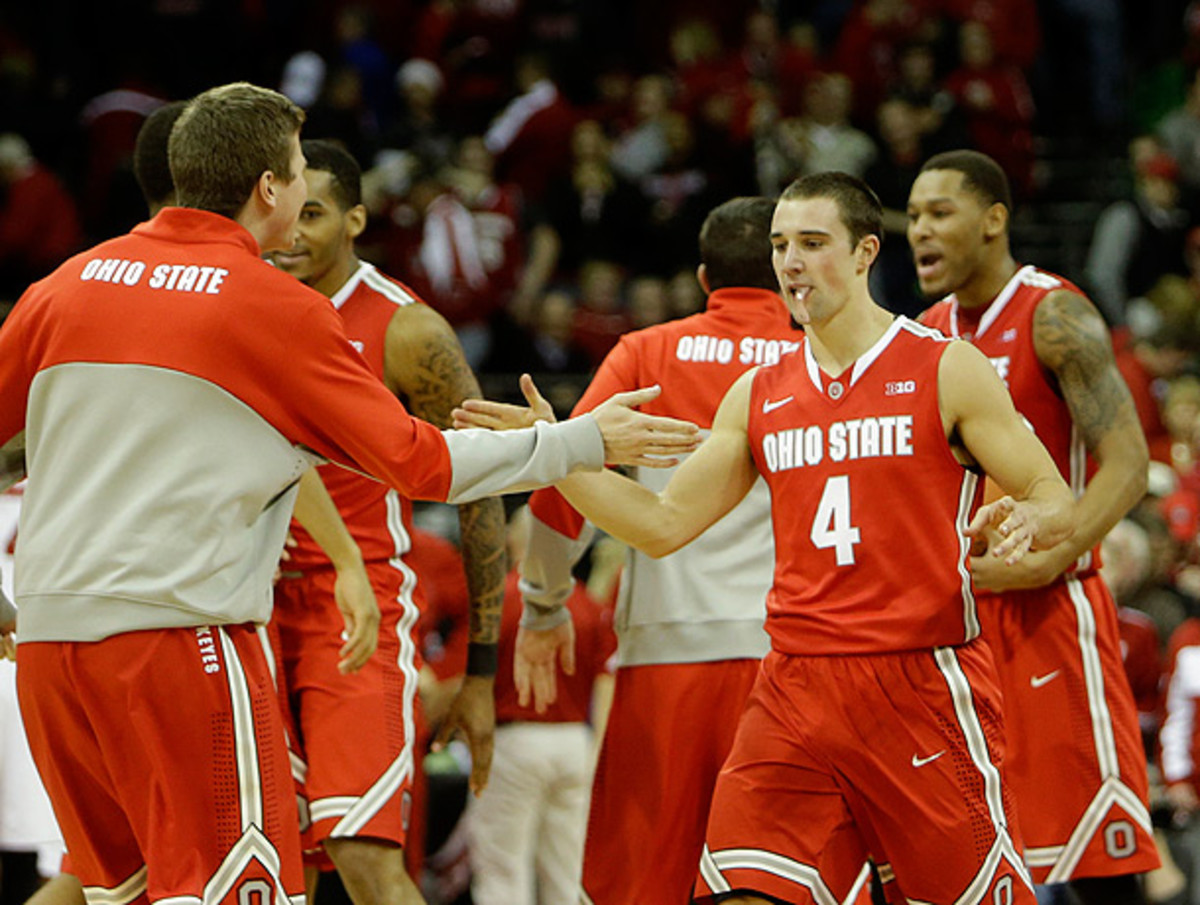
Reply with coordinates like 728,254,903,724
17,624,305,905
695,641,1034,905
581,659,760,905
977,573,1159,882
272,559,421,852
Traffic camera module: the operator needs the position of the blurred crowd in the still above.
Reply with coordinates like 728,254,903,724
0,0,1196,383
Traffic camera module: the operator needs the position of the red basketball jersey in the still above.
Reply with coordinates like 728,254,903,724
287,263,422,569
920,265,1098,574
747,318,983,655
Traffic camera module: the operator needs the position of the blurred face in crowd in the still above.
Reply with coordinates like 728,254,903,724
267,166,365,295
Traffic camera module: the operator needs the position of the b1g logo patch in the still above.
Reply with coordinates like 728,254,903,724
885,380,916,396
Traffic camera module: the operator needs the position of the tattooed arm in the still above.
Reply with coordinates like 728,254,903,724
1009,289,1146,584
384,302,507,793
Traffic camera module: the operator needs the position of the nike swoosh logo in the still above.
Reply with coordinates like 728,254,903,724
1030,670,1061,688
911,751,946,768
762,396,794,414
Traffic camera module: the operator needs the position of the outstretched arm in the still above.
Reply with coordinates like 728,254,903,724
939,340,1076,586
556,370,760,557
385,303,507,794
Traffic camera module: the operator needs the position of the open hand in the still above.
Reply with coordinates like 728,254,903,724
453,373,555,431
514,620,576,713
591,385,700,467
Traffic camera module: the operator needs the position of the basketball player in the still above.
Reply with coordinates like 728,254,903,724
456,171,1077,904
265,139,509,905
516,196,798,904
910,150,1159,902
0,81,697,905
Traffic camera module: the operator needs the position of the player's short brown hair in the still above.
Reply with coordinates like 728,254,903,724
699,197,778,291
779,172,884,248
170,82,306,219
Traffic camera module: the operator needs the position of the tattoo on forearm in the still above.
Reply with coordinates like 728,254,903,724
1034,291,1139,453
459,498,507,645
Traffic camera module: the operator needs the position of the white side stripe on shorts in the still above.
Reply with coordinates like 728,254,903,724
82,866,147,905
701,846,871,905
934,647,1034,901
219,627,264,832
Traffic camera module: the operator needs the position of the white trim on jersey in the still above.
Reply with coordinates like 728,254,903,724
897,317,951,343
361,265,417,307
955,473,981,641
218,628,264,832
933,647,1034,900
82,866,147,905
947,266,1036,340
329,262,369,310
848,318,904,386
700,846,871,905
330,262,418,311
799,316,906,395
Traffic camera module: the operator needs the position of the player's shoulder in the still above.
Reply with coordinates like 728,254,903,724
338,262,423,310
896,315,953,344
916,296,953,327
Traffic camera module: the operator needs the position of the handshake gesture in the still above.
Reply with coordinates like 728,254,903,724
455,373,700,468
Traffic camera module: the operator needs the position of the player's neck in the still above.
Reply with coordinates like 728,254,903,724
954,255,1020,312
808,299,895,377
312,253,362,300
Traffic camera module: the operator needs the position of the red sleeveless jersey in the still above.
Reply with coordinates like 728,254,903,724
747,318,983,655
920,264,1098,575
287,263,422,569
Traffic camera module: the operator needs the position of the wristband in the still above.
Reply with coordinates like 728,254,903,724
520,601,572,631
466,642,499,678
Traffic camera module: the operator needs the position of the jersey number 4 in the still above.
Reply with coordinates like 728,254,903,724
811,475,861,565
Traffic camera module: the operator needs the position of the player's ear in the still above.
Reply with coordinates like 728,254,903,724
696,263,710,294
346,203,368,240
254,170,277,209
984,202,1008,239
856,235,880,272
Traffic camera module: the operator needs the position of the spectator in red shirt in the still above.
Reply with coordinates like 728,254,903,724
0,134,82,298
570,259,633,368
942,21,1037,199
